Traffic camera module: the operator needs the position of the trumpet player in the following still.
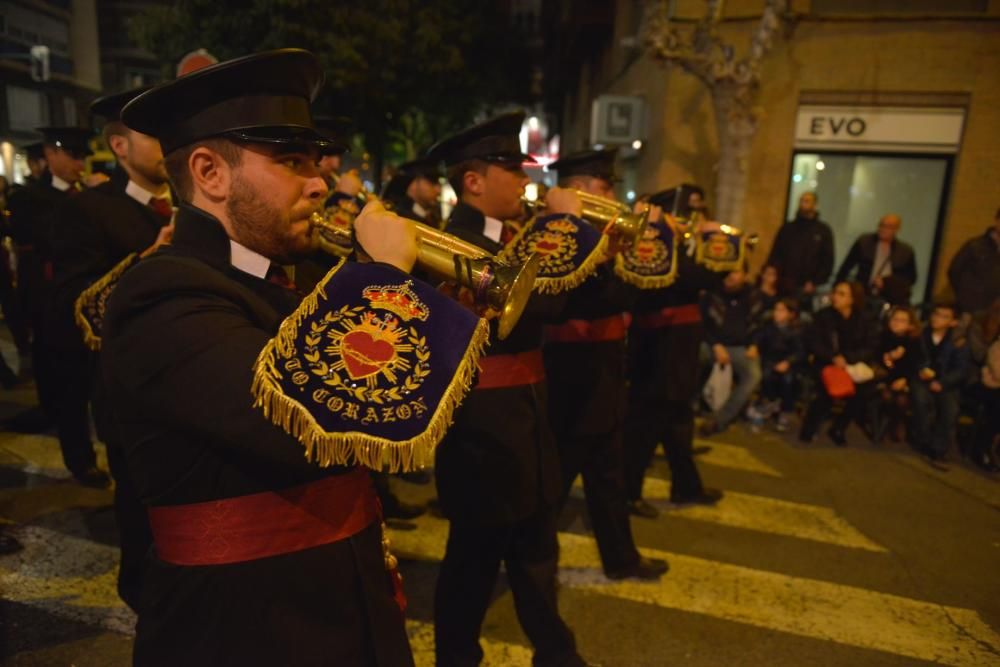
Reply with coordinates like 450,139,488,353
543,148,668,581
428,111,589,667
381,157,443,226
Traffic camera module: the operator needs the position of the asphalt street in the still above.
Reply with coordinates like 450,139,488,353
1,342,998,666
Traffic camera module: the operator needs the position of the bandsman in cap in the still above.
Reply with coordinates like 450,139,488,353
624,184,726,518
543,148,668,580
5,127,95,447
103,49,423,666
381,157,443,226
426,112,588,667
54,85,175,603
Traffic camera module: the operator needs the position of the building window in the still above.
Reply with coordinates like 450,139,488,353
6,85,49,131
63,96,76,125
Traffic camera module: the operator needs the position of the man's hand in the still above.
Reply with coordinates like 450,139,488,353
713,343,731,367
774,360,791,374
353,200,418,273
833,354,848,369
889,345,905,361
140,223,174,258
929,380,943,393
544,187,582,217
635,202,663,224
336,170,363,198
746,344,759,360
82,172,110,188
890,377,908,392
919,367,936,381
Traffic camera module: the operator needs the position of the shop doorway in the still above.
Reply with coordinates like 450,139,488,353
785,151,953,303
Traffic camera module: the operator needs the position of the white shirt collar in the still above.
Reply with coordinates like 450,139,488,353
51,175,72,192
229,240,272,279
412,202,428,219
125,179,169,206
483,216,504,243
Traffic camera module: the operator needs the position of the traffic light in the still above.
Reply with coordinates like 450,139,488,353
30,45,50,82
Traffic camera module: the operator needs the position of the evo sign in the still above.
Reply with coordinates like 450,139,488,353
795,106,964,154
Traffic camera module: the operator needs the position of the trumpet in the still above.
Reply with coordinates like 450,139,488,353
522,184,649,247
310,206,539,341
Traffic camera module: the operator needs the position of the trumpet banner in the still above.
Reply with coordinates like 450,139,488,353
614,217,679,289
251,259,490,473
74,252,142,351
500,213,608,294
695,229,749,272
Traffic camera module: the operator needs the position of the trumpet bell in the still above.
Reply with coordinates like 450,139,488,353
489,254,540,340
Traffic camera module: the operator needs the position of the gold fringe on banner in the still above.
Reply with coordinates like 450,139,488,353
250,259,491,473
73,252,140,352
501,217,610,295
613,231,680,289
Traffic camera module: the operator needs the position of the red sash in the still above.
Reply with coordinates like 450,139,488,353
475,349,546,390
545,313,630,343
147,468,378,566
634,303,701,330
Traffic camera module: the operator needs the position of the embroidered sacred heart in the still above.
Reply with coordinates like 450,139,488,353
635,241,655,261
534,239,561,255
341,330,397,380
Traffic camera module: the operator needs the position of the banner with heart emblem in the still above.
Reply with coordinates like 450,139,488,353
499,213,609,294
695,229,748,273
251,259,490,473
614,217,679,289
74,252,142,351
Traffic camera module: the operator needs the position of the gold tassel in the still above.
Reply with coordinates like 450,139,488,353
531,233,610,295
73,252,140,352
613,251,679,290
250,260,491,473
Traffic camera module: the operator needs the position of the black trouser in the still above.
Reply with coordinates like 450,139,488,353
42,341,96,474
0,261,30,354
105,441,151,610
434,507,583,667
800,373,877,439
556,428,638,573
624,322,705,503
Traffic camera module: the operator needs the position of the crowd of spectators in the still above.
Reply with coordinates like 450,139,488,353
697,196,1000,472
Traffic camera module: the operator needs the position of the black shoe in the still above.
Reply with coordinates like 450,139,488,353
0,532,24,555
606,556,669,581
671,488,723,507
698,418,720,438
72,466,111,489
626,498,659,519
382,498,425,520
827,427,847,447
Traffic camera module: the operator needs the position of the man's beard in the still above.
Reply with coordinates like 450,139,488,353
226,173,314,264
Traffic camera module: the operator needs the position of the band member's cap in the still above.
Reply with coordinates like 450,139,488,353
648,183,703,218
35,127,94,157
313,115,353,156
549,148,620,182
90,86,153,123
122,49,330,154
381,157,442,199
22,141,45,160
426,111,534,166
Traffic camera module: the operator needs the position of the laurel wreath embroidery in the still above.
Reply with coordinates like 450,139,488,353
300,305,430,405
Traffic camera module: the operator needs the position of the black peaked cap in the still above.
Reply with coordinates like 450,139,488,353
426,111,534,166
35,127,94,155
90,86,153,123
648,183,703,217
122,49,329,154
313,115,353,156
550,148,619,182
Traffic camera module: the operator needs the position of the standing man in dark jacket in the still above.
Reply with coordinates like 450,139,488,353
947,209,1000,316
836,214,917,304
430,112,587,667
766,192,834,302
103,49,421,666
57,86,174,607
544,148,667,581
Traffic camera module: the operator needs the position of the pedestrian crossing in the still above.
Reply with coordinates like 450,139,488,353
1,432,999,666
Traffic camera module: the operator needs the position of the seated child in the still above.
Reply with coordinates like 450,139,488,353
750,298,804,432
876,305,925,443
910,302,972,462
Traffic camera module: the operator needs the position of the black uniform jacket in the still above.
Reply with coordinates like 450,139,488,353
544,263,634,437
48,169,168,350
101,204,411,667
436,202,565,524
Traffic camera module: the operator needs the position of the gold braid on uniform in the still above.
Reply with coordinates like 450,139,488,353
74,252,141,352
251,258,491,473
